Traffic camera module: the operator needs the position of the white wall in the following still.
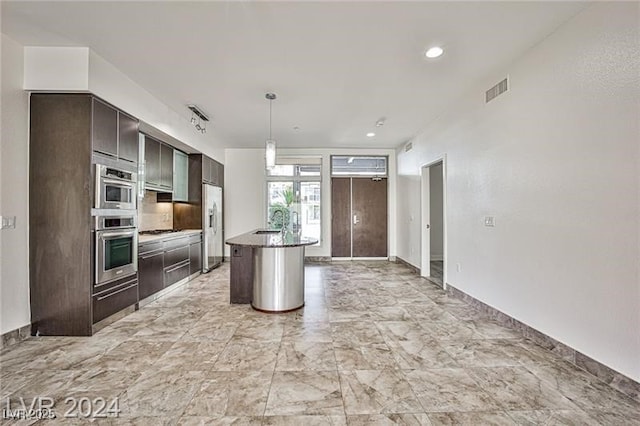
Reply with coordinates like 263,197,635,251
224,148,397,258
396,2,640,381
429,162,444,261
87,51,225,163
396,174,421,266
223,149,267,253
21,47,225,163
0,34,30,335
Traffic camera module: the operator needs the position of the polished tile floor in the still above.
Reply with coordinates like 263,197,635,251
1,261,639,425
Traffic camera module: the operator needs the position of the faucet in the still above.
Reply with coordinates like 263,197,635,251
270,208,285,232
291,211,299,233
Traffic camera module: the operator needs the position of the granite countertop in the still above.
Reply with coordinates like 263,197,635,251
226,229,318,248
139,229,202,244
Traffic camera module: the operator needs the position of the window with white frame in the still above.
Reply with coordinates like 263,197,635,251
266,157,322,245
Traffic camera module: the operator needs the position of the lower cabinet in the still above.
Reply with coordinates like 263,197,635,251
165,260,190,286
163,239,190,286
138,243,164,300
138,232,203,301
190,241,202,275
93,273,139,323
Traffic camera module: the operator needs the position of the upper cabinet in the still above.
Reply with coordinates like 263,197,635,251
92,98,139,163
201,155,224,187
118,112,139,163
144,135,173,192
92,98,118,157
160,144,173,189
187,154,223,204
173,150,189,202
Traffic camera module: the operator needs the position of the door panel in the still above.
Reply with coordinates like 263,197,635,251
160,144,174,190
331,178,351,257
92,98,118,157
118,112,139,163
352,178,387,257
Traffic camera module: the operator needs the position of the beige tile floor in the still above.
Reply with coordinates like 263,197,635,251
1,261,639,425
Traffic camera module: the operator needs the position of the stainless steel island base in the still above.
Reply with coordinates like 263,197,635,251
252,246,305,312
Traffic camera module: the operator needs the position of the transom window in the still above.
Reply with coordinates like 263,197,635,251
331,156,388,176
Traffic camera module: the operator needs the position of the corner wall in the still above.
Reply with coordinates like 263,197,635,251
396,2,640,381
0,34,30,334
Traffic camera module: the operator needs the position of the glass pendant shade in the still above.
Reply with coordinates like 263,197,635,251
265,139,276,169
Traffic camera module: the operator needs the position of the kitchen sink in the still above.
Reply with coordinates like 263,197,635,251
255,230,281,235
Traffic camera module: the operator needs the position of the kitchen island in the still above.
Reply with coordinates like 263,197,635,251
226,229,318,312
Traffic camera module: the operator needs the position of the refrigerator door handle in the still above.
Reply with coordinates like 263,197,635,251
213,204,218,234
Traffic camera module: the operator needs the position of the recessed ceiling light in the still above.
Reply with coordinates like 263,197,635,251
425,46,444,59
366,132,376,137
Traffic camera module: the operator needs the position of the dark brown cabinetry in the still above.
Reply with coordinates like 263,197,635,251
138,241,164,300
186,154,224,204
93,274,139,324
92,98,139,163
230,245,253,303
164,237,190,287
203,156,224,186
144,136,160,187
144,135,173,191
118,112,139,163
137,233,202,300
92,98,118,157
29,94,140,336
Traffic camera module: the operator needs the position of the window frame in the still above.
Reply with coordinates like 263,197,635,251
265,158,323,248
330,155,389,177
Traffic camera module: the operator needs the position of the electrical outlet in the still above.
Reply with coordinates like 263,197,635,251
484,216,495,227
456,263,461,272
1,216,16,229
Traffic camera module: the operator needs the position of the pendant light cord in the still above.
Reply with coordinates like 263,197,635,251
269,98,272,140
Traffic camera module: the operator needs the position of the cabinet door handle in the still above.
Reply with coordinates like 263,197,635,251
94,277,137,292
165,260,189,273
97,283,137,301
140,250,163,259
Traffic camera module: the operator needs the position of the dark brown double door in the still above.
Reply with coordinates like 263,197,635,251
331,177,388,258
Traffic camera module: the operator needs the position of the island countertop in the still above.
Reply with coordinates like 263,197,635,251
226,229,318,248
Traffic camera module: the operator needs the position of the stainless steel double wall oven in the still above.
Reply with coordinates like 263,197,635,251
94,162,138,288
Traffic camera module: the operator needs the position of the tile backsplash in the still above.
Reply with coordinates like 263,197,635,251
138,190,173,231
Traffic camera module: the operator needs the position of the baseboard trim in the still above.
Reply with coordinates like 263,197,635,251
394,256,420,275
446,284,640,402
305,256,332,262
0,324,31,350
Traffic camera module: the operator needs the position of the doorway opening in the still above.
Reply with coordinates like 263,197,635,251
421,159,446,287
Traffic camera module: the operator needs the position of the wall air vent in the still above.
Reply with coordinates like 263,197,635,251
485,77,508,103
404,142,413,152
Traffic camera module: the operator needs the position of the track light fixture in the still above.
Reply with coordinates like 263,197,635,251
187,104,210,134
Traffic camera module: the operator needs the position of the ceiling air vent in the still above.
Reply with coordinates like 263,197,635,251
404,142,413,152
485,77,508,103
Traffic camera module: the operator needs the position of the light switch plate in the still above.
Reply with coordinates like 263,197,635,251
484,216,495,227
1,216,16,229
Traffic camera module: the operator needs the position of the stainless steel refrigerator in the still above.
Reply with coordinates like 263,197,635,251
202,184,223,272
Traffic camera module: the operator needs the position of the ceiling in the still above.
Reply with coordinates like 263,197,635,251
2,1,588,149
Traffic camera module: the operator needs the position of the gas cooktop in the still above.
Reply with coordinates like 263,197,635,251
139,229,184,235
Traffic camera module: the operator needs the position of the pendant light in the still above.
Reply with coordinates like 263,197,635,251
265,93,277,169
